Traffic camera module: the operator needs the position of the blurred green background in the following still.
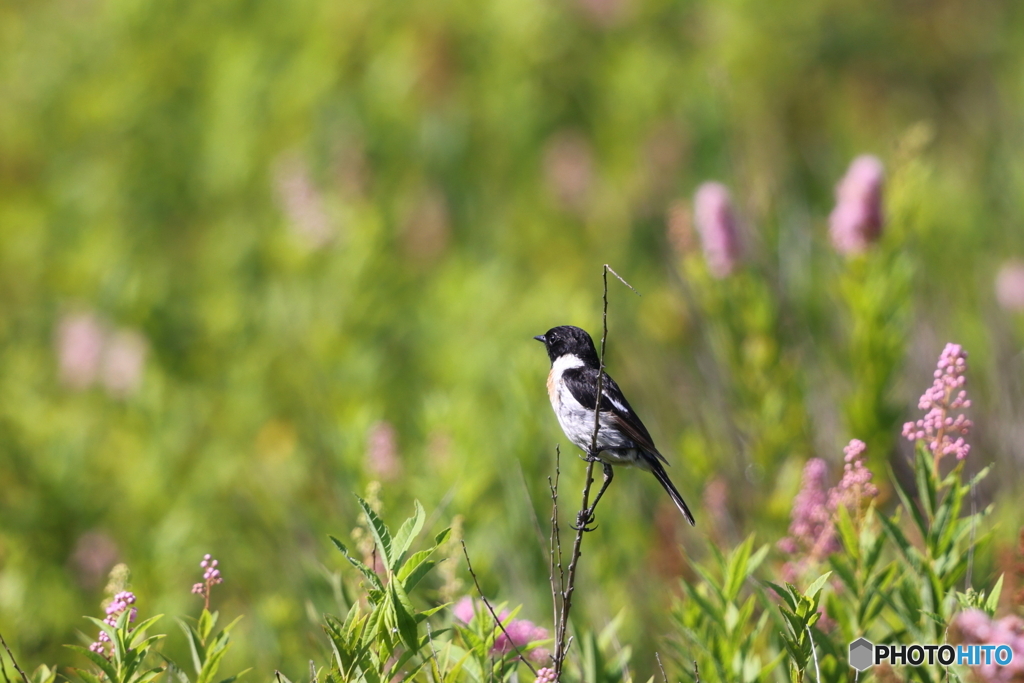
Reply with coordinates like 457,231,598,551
3,0,1024,678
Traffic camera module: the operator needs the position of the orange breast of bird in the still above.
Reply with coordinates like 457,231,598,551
546,369,560,407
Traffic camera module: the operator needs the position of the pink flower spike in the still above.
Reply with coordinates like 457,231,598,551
904,344,973,465
829,155,884,255
693,182,742,278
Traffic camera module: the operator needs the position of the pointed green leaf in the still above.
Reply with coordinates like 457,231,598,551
805,572,832,600
65,646,118,682
986,574,1005,615
330,536,385,594
391,501,425,571
128,614,164,649
355,496,393,568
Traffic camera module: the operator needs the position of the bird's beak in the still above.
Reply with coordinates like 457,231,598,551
533,334,546,343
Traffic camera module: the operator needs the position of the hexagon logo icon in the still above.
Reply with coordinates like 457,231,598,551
849,638,874,671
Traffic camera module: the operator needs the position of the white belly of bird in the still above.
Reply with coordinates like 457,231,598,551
548,356,642,468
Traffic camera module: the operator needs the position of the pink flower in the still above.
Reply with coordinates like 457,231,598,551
452,597,549,660
273,153,333,248
101,330,147,398
996,261,1024,312
902,343,972,462
366,421,401,480
57,313,104,388
829,155,884,255
452,596,476,624
781,441,879,574
693,182,741,278
952,610,1024,683
536,668,557,683
828,439,879,512
543,131,593,213
779,459,837,560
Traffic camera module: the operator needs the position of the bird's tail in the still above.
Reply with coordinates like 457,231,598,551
648,458,696,526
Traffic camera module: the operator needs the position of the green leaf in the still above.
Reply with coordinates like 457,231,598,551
65,645,118,683
75,669,103,683
434,528,451,546
833,505,859,561
356,496,393,569
128,614,164,649
986,574,1005,615
330,536,385,594
914,446,936,519
390,501,425,571
387,581,419,651
198,610,216,641
805,572,832,600
216,669,251,683
724,535,754,602
177,619,204,675
764,582,797,612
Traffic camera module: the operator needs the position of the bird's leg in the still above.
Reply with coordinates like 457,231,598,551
572,463,614,532
588,462,614,513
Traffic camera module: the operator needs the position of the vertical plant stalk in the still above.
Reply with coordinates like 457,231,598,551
552,264,638,681
461,541,537,675
0,633,29,683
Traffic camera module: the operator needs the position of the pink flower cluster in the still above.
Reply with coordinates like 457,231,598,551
953,609,1024,682
56,313,148,398
453,597,549,662
902,343,972,462
829,155,884,255
693,182,742,278
828,439,880,511
779,440,878,572
535,668,557,683
89,591,137,655
191,554,224,610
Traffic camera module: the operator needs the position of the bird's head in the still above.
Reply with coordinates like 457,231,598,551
533,325,599,365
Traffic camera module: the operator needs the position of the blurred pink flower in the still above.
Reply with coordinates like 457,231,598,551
452,597,549,660
543,131,594,213
829,155,884,255
780,458,838,561
996,261,1024,312
70,531,119,589
573,0,630,27
828,439,878,513
401,187,450,265
366,421,401,480
666,199,697,255
781,441,879,576
952,610,1024,683
273,153,334,248
453,596,476,624
57,313,104,388
101,330,147,398
693,182,741,278
536,668,557,683
902,343,972,463
56,313,148,398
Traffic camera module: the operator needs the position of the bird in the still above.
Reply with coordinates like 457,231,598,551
534,325,695,527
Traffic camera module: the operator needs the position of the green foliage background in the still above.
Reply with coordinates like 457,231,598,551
2,0,1024,678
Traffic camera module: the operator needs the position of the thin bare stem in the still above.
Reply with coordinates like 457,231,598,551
694,661,700,683
0,633,28,683
0,638,11,683
549,445,564,647
655,652,669,683
460,540,538,675
552,264,638,681
806,625,821,683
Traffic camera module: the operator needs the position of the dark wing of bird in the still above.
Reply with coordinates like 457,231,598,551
561,366,669,464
